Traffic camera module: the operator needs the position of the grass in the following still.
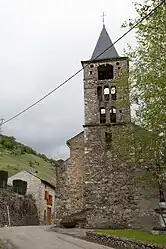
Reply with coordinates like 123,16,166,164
97,230,166,246
0,151,56,186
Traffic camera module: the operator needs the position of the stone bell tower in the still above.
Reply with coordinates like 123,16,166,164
82,24,130,127
81,25,133,228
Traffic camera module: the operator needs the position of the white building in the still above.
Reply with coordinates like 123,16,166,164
8,170,56,225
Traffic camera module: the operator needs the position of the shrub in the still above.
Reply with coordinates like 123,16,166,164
28,161,33,167
0,170,8,188
13,179,27,195
0,136,16,150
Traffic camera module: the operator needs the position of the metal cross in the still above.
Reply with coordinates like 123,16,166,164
101,12,106,25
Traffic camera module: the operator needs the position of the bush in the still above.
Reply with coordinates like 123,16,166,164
0,170,8,188
13,179,27,195
0,136,16,150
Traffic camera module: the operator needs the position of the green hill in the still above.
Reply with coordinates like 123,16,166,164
0,135,61,187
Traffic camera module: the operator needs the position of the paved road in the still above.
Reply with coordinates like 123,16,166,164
0,226,114,249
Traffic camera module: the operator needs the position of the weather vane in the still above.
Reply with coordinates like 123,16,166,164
101,12,106,26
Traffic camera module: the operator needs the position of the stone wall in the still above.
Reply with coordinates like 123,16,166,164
83,124,158,228
39,182,55,225
65,132,84,214
0,187,39,227
56,132,84,224
86,232,166,249
56,123,159,229
55,161,68,224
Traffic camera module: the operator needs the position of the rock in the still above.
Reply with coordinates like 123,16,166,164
60,210,87,228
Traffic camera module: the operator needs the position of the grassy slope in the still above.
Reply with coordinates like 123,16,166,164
0,150,56,187
97,230,166,246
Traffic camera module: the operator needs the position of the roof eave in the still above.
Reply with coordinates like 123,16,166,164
81,56,129,65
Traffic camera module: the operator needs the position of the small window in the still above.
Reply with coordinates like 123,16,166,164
100,108,106,124
90,64,94,68
89,71,93,75
45,190,49,200
98,64,114,80
97,86,102,101
116,62,120,65
112,108,116,113
110,107,116,123
104,87,109,95
105,132,112,143
101,108,106,114
104,86,109,101
48,195,53,206
111,86,117,100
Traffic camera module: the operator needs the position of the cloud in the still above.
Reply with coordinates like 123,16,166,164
0,0,137,159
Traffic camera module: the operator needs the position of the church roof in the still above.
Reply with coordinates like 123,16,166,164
91,25,119,61
66,131,84,147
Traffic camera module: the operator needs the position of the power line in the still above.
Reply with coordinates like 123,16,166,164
1,0,165,126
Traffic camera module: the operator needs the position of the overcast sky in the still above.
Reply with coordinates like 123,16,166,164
0,0,138,160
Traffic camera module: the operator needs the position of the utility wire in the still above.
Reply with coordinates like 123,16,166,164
2,0,165,126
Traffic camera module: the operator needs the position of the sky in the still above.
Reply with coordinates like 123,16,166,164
0,0,138,160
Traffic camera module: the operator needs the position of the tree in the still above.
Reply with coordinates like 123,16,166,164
122,0,166,201
127,0,165,133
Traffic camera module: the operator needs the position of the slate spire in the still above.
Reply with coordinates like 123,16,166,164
91,25,119,60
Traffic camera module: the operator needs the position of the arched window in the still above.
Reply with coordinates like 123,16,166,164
104,86,109,101
98,64,114,80
97,86,102,101
100,108,106,124
110,107,116,123
111,86,117,100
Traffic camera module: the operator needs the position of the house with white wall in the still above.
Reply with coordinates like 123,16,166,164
8,170,56,225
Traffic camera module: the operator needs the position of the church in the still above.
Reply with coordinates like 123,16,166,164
56,24,159,229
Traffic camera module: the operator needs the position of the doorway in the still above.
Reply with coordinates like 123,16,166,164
47,207,52,225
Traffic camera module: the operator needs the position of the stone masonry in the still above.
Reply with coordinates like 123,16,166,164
56,25,160,229
56,132,84,223
83,58,130,126
83,124,158,228
0,187,39,227
8,170,56,225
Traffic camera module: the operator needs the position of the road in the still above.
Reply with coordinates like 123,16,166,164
0,226,114,249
